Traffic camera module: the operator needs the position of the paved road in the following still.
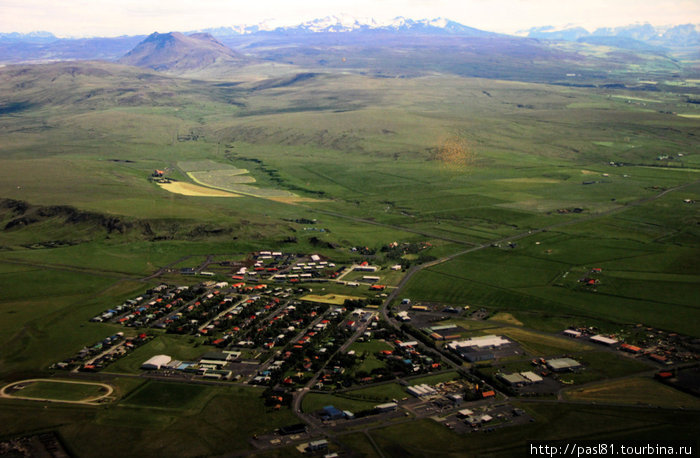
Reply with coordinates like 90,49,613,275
291,315,374,428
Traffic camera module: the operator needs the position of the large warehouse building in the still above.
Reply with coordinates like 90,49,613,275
141,354,172,370
447,335,510,351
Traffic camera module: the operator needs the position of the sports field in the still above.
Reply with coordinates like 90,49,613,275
300,293,364,305
1,379,112,404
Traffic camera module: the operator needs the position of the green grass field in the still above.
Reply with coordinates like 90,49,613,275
0,54,698,456
9,380,108,401
406,371,461,386
0,383,298,457
302,392,378,413
564,377,700,408
122,381,208,410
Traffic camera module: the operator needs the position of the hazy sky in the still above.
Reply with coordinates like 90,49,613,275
2,0,698,37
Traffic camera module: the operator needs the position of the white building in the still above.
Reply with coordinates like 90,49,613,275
141,354,171,370
590,334,618,346
447,335,510,351
563,329,582,338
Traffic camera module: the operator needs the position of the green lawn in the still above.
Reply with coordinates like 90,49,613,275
407,371,461,386
11,380,108,401
302,392,378,413
122,381,209,410
564,377,700,408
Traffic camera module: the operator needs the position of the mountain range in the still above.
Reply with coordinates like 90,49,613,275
519,22,700,48
193,15,495,37
1,16,698,83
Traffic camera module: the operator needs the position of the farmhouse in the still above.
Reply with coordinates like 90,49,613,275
563,329,582,338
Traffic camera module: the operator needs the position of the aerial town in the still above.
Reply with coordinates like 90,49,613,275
0,249,684,454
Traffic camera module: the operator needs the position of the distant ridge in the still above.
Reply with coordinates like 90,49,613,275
0,31,56,43
119,32,245,71
519,23,700,47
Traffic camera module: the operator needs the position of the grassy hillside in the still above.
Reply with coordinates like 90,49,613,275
0,57,698,456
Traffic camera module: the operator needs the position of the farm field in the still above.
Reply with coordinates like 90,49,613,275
564,377,700,408
181,160,298,199
157,181,241,197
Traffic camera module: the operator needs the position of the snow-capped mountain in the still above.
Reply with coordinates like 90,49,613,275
0,31,57,43
196,15,494,37
519,22,699,47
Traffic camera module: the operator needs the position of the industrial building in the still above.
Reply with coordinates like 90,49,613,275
590,334,619,346
375,402,398,412
448,335,512,362
545,358,582,372
447,335,510,351
306,440,328,452
498,373,529,387
354,265,379,272
406,383,438,397
321,405,345,420
520,371,543,383
498,371,544,386
141,354,171,370
457,408,474,418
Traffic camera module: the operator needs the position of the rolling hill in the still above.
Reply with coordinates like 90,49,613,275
119,32,247,71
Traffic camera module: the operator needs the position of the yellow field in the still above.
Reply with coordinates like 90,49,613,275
488,327,589,355
611,95,658,103
495,178,561,184
565,378,700,408
488,312,523,326
677,113,700,118
267,196,325,204
301,294,364,305
157,181,241,197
